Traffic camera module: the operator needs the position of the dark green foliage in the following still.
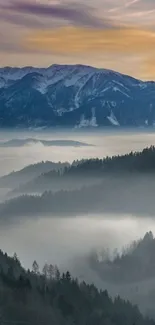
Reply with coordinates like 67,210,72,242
2,146,155,218
89,231,155,284
0,249,154,325
10,145,155,195
68,145,155,175
0,160,69,189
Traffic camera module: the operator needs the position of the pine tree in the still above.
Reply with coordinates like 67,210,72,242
32,260,39,274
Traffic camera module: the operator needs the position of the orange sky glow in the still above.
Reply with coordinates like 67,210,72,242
0,0,155,79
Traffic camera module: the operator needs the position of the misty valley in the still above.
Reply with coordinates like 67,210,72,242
1,0,155,320
1,129,155,324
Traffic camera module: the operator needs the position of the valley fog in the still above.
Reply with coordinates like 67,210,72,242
1,128,155,176
0,215,155,271
1,128,155,317
0,129,155,272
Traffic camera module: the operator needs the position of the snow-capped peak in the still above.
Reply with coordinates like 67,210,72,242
0,63,154,128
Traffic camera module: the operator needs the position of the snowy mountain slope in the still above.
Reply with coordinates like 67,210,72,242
0,64,155,127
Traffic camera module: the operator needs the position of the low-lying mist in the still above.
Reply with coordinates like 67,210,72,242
1,128,155,267
1,128,155,318
1,173,155,220
1,214,155,317
0,214,154,269
1,128,155,175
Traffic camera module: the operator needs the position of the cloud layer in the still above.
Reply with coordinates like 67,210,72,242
1,0,112,29
0,0,155,79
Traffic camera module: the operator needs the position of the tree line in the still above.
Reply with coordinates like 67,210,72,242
0,249,154,325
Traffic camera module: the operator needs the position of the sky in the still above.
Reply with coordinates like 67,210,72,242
0,0,155,80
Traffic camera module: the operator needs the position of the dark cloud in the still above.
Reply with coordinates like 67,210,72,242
1,0,114,29
0,11,46,29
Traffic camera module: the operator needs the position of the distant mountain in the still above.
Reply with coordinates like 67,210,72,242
0,64,155,127
0,138,92,147
0,161,69,189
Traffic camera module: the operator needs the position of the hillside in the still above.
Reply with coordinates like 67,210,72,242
0,248,154,324
0,138,91,148
8,146,155,196
72,232,155,318
0,64,155,127
1,146,155,218
2,174,155,220
0,161,69,189
89,232,155,284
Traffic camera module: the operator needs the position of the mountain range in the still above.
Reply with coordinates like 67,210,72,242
0,64,155,127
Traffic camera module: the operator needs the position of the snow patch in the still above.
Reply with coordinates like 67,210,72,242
112,80,129,92
64,70,91,88
55,106,75,116
34,78,49,94
76,108,98,128
0,78,5,88
111,101,116,107
107,110,120,126
101,86,111,93
138,83,147,89
74,73,94,108
113,86,130,98
64,76,80,87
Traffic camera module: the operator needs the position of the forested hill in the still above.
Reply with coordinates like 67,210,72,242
2,145,155,190
2,146,155,218
89,231,155,284
67,145,155,175
0,248,154,325
0,160,69,189
5,145,155,196
16,145,155,188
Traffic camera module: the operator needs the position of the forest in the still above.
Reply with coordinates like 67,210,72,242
0,248,154,325
1,146,155,219
5,145,155,196
89,231,155,284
